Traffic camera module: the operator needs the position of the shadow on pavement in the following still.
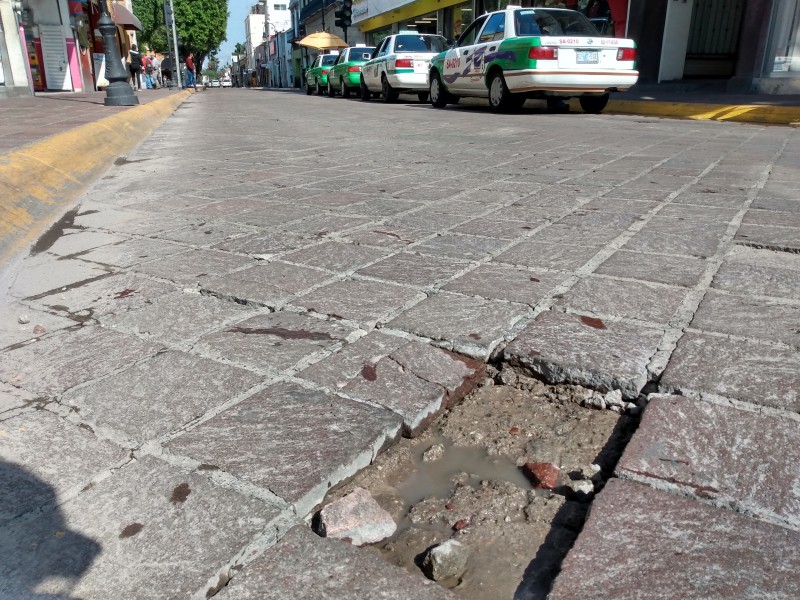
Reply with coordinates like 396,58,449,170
0,460,100,599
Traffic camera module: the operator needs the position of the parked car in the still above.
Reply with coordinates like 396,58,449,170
360,33,449,103
305,52,340,96
327,45,376,98
210,79,221,88
221,76,233,88
428,6,638,113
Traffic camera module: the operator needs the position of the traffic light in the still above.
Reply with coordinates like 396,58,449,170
334,0,352,30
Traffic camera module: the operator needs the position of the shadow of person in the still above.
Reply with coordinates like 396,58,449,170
0,460,101,599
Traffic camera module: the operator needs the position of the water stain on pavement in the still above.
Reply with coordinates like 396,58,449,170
29,207,82,256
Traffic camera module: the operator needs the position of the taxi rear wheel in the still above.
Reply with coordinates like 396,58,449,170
579,94,609,114
340,78,350,98
360,77,371,102
316,80,323,96
488,72,517,112
381,76,399,103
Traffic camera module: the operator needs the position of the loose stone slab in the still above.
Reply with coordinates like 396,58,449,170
712,246,800,300
132,249,256,285
319,487,397,545
282,241,389,273
0,326,163,397
195,311,356,373
0,456,281,599
215,525,455,600
357,252,467,288
166,381,402,515
495,240,599,271
387,292,531,359
504,310,663,399
548,479,800,600
0,410,129,525
102,291,255,346
76,238,186,268
660,332,800,413
617,394,800,529
595,250,708,288
557,276,688,326
294,279,422,327
62,350,263,445
201,262,332,307
690,290,800,346
443,263,570,306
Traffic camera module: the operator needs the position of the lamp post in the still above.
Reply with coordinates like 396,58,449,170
97,0,138,106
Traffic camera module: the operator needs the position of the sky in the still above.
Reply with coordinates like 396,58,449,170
218,1,252,66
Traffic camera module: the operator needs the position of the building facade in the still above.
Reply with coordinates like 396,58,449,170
0,0,32,97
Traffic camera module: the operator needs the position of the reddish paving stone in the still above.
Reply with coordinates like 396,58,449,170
660,332,800,413
522,462,561,490
617,395,800,529
548,479,800,600
215,525,455,600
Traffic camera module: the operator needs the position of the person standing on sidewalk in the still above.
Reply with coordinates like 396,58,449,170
128,44,143,90
144,51,155,89
185,53,197,91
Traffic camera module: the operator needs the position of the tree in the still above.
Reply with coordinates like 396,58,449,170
132,0,228,69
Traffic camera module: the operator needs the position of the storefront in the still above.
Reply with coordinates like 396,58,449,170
764,2,800,79
355,0,474,43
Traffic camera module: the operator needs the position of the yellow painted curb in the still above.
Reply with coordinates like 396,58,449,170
602,99,800,126
0,90,191,266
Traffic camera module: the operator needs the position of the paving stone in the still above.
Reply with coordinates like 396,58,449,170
0,303,76,347
35,273,177,319
412,233,508,262
0,410,129,525
548,478,800,600
736,223,800,251
658,204,739,222
0,455,281,599
294,279,421,327
62,350,262,445
281,214,370,237
102,291,255,346
178,198,268,218
690,290,800,346
712,246,800,300
388,292,531,359
155,220,253,246
557,276,688,325
201,262,332,307
282,241,389,273
0,381,32,415
595,250,708,288
224,204,309,228
617,394,800,528
45,231,127,257
443,263,569,305
530,224,627,247
195,311,356,373
496,240,599,271
742,208,800,229
387,211,469,232
344,226,431,249
504,310,663,399
751,196,800,213
622,227,722,258
671,191,745,208
8,257,107,299
132,249,256,286
211,230,309,256
451,217,541,240
581,197,660,214
166,381,401,515
0,326,163,397
357,252,466,288
660,332,800,413
557,211,639,230
215,525,455,600
76,238,186,268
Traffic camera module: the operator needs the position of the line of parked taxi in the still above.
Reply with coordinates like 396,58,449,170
304,5,638,113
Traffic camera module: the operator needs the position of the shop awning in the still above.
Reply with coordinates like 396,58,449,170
110,2,142,31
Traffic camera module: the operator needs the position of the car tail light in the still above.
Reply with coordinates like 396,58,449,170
395,58,413,68
617,48,637,61
348,66,361,72
322,69,329,75
529,46,558,60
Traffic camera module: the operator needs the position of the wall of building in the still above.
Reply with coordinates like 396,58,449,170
0,0,33,96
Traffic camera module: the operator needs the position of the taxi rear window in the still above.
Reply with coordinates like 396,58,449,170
350,48,375,60
394,35,448,54
514,9,597,37
321,56,338,66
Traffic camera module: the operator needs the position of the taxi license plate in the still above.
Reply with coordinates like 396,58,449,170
576,51,599,64
414,61,426,71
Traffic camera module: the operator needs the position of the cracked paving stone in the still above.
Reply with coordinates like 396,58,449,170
0,381,33,415
215,525,455,600
8,258,107,300
357,252,466,288
282,241,390,273
617,394,800,529
154,220,254,246
131,249,257,285
660,332,800,413
0,326,163,397
495,240,600,271
504,310,663,399
711,246,800,300
194,311,356,373
101,291,255,346
735,223,800,252
293,279,421,327
165,381,402,516
0,410,129,525
595,250,708,288
62,350,263,445
548,479,800,600
0,303,76,347
44,231,127,257
0,455,281,599
443,263,570,305
387,291,531,359
76,238,186,269
201,262,332,307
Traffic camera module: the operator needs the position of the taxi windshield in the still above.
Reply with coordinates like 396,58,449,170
514,9,598,37
321,55,338,66
394,35,448,54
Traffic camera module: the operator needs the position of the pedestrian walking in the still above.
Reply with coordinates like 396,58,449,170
185,52,197,91
144,51,155,89
128,44,142,90
151,52,161,88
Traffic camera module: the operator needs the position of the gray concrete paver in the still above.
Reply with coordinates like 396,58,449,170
495,240,599,271
282,241,390,273
711,246,800,300
76,238,187,268
357,252,466,288
594,249,709,287
442,263,570,306
131,249,258,285
735,223,800,251
7,257,107,299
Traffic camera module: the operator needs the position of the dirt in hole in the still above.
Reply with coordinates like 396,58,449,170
321,377,636,600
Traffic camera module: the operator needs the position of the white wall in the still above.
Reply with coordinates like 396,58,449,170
659,0,695,82
245,12,265,70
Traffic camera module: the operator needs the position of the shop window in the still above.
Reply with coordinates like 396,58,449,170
766,1,800,74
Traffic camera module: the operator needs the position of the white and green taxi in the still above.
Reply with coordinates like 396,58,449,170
428,6,639,113
360,33,449,103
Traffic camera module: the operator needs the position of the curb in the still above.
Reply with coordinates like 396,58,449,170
0,90,192,266
603,99,800,126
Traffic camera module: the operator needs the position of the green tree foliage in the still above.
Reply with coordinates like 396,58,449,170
132,0,228,68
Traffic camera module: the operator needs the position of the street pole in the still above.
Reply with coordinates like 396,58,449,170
97,0,138,106
168,0,182,89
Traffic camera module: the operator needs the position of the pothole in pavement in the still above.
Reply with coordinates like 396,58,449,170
314,369,641,599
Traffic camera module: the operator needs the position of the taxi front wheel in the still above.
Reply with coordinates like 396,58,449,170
579,94,609,114
340,78,351,98
305,81,313,95
316,80,324,96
